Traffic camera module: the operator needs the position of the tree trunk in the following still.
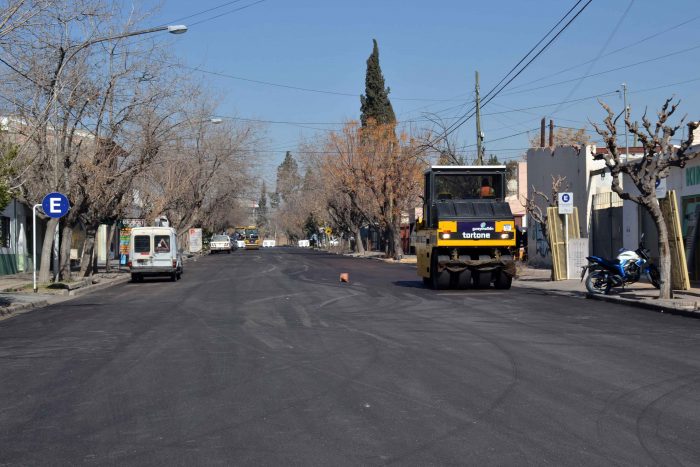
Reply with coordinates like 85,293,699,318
353,227,365,254
105,224,117,272
58,224,73,281
384,221,403,260
649,199,673,299
79,228,96,278
38,217,59,283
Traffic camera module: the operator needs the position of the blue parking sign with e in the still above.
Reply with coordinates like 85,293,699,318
562,193,570,202
42,192,70,218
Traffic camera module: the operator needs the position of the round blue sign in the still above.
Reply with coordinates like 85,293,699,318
561,193,570,203
655,179,661,188
41,192,70,218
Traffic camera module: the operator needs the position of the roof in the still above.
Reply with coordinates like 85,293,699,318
594,146,646,155
431,165,507,169
427,165,507,174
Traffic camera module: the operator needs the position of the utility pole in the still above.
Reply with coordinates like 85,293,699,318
622,82,629,163
475,70,484,165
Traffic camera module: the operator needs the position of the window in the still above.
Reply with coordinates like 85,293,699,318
154,235,170,253
0,216,10,248
134,235,150,253
434,174,504,200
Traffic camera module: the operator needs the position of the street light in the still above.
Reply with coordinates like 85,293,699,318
166,25,188,34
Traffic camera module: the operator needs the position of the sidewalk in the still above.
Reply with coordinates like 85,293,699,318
344,251,418,264
515,266,700,316
0,270,131,321
0,255,206,321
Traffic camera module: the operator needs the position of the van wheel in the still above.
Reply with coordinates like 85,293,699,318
131,274,140,283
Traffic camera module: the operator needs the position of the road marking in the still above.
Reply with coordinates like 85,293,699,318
318,292,362,309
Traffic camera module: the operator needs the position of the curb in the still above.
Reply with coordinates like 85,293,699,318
585,292,700,316
0,298,51,320
342,253,417,265
68,274,131,297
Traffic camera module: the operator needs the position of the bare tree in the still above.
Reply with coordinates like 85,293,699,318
419,113,464,165
139,105,260,239
529,126,591,148
590,98,699,299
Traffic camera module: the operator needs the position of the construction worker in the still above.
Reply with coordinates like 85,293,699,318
480,178,495,198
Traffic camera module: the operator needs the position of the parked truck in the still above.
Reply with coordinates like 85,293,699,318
415,165,516,289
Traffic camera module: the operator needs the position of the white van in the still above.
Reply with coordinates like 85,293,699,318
128,226,183,282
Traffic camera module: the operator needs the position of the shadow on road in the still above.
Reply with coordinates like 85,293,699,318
393,280,426,289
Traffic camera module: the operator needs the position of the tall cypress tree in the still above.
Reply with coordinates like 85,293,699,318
257,181,268,227
276,151,301,202
360,39,396,127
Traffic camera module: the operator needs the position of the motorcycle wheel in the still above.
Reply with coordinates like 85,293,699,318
647,265,661,289
585,269,609,295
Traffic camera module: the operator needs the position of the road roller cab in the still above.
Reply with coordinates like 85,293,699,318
415,166,516,290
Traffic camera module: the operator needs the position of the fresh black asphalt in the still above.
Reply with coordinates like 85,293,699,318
1,248,700,465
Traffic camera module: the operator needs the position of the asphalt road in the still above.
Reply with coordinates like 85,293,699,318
2,249,700,466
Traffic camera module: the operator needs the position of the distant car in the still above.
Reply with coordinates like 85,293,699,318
329,238,340,247
210,235,231,254
236,240,246,249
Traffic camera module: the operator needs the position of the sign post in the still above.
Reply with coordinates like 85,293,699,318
558,192,574,278
656,177,667,199
33,192,70,293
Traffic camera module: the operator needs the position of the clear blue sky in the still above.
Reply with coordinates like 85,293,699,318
142,0,700,183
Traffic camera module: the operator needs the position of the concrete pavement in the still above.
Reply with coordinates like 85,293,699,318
2,249,700,465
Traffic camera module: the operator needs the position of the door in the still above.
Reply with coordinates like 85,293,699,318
133,234,152,268
153,233,173,269
591,207,623,259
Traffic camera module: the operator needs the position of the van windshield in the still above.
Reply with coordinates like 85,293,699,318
134,235,150,253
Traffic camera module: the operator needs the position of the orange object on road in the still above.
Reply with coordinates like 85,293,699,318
339,273,349,283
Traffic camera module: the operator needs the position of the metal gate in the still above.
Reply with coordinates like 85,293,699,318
591,192,623,259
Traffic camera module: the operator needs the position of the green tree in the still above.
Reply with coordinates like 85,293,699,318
303,212,319,239
276,151,301,202
270,191,280,209
486,154,500,165
360,39,396,127
257,181,268,227
0,143,18,211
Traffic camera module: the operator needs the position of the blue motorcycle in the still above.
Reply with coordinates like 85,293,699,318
581,235,660,295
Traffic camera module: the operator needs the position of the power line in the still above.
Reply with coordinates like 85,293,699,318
500,42,700,96
152,58,459,102
479,0,586,107
189,0,267,27
161,0,247,25
550,0,634,115
507,13,700,92
438,0,594,142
